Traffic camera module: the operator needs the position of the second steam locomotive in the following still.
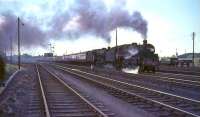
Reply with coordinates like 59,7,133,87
61,39,159,73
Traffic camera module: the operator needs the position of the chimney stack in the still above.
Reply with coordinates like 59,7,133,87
143,39,147,45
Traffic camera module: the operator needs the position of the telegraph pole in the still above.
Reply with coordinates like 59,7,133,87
17,17,21,70
115,28,118,69
4,47,6,57
48,43,51,53
192,32,195,67
48,43,55,54
10,37,13,64
176,48,178,57
116,28,118,48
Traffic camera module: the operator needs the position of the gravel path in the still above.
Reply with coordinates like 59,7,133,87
0,64,42,117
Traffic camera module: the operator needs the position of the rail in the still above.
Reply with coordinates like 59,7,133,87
53,64,200,117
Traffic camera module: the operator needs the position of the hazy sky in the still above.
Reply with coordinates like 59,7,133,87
0,0,199,57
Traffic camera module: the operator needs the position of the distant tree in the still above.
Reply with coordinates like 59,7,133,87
0,55,5,82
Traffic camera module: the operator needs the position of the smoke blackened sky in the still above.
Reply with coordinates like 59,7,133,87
50,0,148,43
0,13,46,50
0,0,147,50
1,0,199,56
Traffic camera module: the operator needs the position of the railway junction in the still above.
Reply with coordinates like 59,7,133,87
0,62,199,117
0,1,200,117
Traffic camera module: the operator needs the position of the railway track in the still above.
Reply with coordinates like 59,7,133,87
27,67,45,117
135,73,200,88
28,88,45,117
50,62,200,100
35,64,113,117
158,68,200,76
138,72,200,88
150,72,200,81
55,63,200,89
51,64,200,117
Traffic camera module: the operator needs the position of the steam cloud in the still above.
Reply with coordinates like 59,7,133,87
0,13,46,51
0,0,148,51
51,0,148,42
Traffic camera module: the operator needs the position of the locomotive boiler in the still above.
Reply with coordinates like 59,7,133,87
62,39,159,73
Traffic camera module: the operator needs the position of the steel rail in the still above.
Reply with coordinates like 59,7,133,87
39,64,109,117
158,69,200,76
53,64,200,117
55,64,200,103
136,73,200,85
156,72,200,78
36,64,51,117
54,63,200,87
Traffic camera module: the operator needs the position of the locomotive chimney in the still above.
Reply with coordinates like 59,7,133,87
143,39,147,45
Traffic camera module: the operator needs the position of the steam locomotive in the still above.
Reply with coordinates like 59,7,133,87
61,39,159,73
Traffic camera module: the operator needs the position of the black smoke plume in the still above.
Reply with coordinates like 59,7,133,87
0,0,148,51
50,0,148,42
0,13,46,51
